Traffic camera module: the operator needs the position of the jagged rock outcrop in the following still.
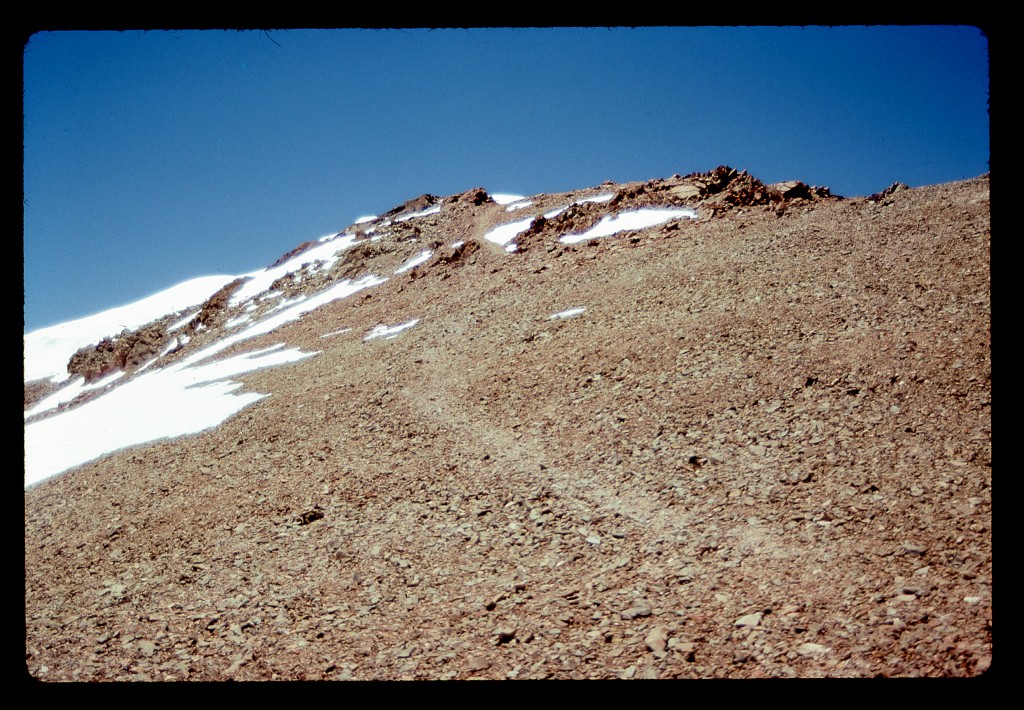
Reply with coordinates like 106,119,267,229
66,323,169,382
447,187,493,207
383,193,439,219
867,181,910,203
269,240,321,269
185,277,247,334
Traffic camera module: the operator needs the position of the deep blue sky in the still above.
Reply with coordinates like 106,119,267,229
23,27,989,332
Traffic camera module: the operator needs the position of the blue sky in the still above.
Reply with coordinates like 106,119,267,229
22,26,989,333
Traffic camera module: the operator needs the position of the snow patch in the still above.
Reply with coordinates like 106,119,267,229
549,307,587,320
560,208,697,244
224,313,254,330
484,216,535,246
576,193,615,204
364,319,420,341
321,328,352,339
396,204,441,222
395,250,433,274
24,275,385,488
24,369,126,420
168,311,199,332
24,343,314,488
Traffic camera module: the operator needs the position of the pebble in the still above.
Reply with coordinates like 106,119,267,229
735,612,762,628
671,641,696,660
645,625,669,653
638,664,659,679
494,626,517,644
467,655,491,671
796,642,830,656
621,601,653,619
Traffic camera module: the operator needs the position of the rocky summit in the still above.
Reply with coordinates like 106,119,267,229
24,166,991,680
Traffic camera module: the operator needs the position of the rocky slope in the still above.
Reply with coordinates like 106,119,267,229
24,167,991,680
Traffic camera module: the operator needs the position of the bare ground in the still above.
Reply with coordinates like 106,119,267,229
24,170,991,680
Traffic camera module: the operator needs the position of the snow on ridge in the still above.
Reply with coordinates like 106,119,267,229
481,202,609,250
230,234,359,306
184,275,386,369
491,193,526,205
24,274,240,384
560,208,697,244
396,204,441,222
484,215,535,246
25,228,377,385
576,193,615,205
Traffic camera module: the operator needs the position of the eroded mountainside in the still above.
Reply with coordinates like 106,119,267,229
24,167,991,680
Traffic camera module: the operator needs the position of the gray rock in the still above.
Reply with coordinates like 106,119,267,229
645,625,669,653
671,640,697,661
796,642,830,656
735,612,763,628
621,600,653,619
638,664,659,679
467,655,491,671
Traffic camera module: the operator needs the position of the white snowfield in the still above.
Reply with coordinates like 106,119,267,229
24,344,313,488
24,196,697,489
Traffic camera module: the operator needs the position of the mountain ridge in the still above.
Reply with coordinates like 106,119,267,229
24,166,991,680
23,166,834,409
